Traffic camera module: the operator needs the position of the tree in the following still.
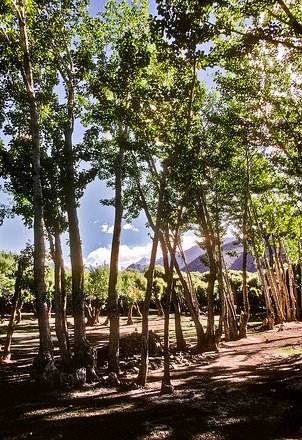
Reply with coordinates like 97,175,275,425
118,269,145,325
0,1,53,367
85,264,109,326
2,244,33,362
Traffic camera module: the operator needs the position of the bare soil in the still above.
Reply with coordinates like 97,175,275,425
0,316,302,440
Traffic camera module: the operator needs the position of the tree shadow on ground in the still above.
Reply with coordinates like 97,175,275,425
1,351,302,440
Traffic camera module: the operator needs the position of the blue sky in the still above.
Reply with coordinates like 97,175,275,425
0,0,199,268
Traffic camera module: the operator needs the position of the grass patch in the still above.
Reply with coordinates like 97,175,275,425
277,346,302,355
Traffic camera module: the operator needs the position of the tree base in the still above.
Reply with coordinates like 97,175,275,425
160,383,174,394
33,360,87,390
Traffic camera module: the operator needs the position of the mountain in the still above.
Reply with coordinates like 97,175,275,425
125,245,202,273
126,257,150,273
185,240,256,273
155,244,202,269
126,239,256,274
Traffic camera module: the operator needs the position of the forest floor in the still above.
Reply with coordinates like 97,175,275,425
0,314,302,440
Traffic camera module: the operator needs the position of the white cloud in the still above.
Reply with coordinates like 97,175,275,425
101,224,114,234
85,242,154,269
123,223,139,232
85,232,199,270
85,246,112,267
180,233,198,250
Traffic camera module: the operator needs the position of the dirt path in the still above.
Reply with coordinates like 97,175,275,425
0,319,302,440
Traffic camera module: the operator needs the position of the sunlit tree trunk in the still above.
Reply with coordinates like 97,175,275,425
16,5,53,365
108,146,124,374
64,104,87,368
137,167,167,386
49,230,72,371
173,253,206,351
172,290,186,351
196,191,217,347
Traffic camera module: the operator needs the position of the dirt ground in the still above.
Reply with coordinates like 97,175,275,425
0,316,302,440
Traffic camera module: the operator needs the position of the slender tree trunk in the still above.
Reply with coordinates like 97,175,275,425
16,7,52,366
173,255,206,350
108,147,124,374
263,251,285,323
172,290,186,351
127,304,134,325
220,252,239,341
287,261,297,320
248,207,274,317
137,167,167,386
154,296,164,316
161,208,183,394
63,86,88,369
161,235,186,352
239,200,249,339
196,190,217,350
161,273,173,393
279,241,296,321
240,146,250,339
54,230,72,371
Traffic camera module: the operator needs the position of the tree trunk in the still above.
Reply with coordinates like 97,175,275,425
54,230,72,371
196,190,217,350
63,87,88,370
137,167,167,386
108,147,124,374
239,204,249,339
127,304,134,325
221,254,239,341
173,254,206,351
161,210,183,394
154,296,164,317
172,290,186,351
17,7,53,366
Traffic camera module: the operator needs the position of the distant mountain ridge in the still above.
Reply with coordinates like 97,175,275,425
126,256,150,273
185,240,256,273
126,238,256,273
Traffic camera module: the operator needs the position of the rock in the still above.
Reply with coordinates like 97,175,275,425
103,372,120,388
161,383,174,394
118,381,140,392
41,361,58,389
75,368,86,387
97,330,164,365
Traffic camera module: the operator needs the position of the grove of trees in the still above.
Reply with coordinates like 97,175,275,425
0,0,301,390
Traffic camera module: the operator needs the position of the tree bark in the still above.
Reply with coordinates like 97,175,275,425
196,190,217,350
137,167,167,386
240,203,249,338
63,84,88,369
54,230,72,371
16,6,53,365
161,206,185,393
108,146,124,374
173,254,206,351
172,290,186,351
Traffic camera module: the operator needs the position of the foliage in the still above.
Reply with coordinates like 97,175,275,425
118,268,146,310
85,264,110,308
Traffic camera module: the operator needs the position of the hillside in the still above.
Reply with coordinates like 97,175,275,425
184,240,256,273
127,239,256,273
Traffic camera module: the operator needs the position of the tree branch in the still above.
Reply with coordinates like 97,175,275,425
275,0,302,36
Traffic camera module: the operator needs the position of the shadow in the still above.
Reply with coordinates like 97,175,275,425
0,351,301,440
1,318,302,440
